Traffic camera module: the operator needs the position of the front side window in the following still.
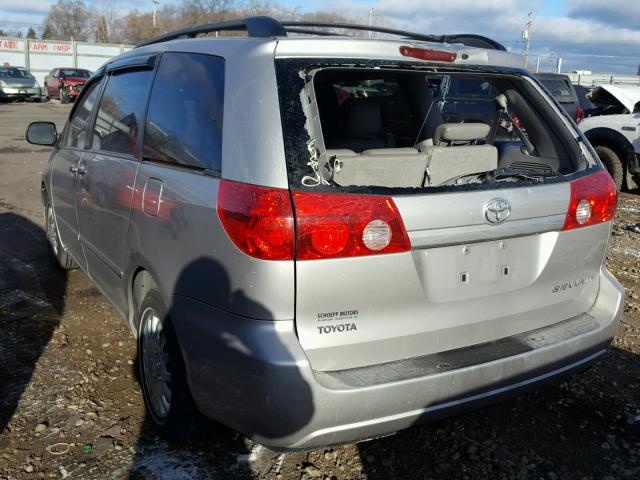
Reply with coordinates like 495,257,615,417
63,79,102,149
92,70,153,156
143,52,224,172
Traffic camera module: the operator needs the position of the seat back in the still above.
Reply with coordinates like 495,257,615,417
327,98,393,151
326,148,428,188
425,145,497,186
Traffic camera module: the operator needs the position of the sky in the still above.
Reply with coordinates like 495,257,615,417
1,0,639,74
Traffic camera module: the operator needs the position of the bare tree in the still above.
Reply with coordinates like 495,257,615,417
96,16,109,43
90,0,383,45
43,0,94,41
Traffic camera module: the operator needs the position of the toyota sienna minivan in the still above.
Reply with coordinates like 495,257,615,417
26,17,624,450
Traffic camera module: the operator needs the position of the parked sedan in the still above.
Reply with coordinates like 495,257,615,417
44,68,91,104
0,66,41,102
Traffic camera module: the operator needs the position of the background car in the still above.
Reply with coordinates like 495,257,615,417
578,84,640,190
44,68,91,104
0,66,41,102
535,72,584,123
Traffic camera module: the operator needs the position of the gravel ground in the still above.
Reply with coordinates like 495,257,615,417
0,102,639,480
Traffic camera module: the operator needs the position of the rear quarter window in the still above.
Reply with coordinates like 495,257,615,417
142,52,224,173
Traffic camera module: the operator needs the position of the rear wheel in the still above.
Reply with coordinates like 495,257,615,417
60,88,69,104
138,287,195,440
594,145,623,191
44,200,77,270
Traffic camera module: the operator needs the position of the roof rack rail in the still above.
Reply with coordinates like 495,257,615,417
136,16,286,48
135,15,506,52
280,21,506,51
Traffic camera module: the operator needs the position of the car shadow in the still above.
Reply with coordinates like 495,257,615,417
357,345,640,479
0,212,67,436
128,257,314,479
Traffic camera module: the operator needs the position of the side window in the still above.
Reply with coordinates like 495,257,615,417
143,52,224,172
62,79,102,149
92,70,153,156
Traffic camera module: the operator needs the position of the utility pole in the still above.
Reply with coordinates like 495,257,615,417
152,0,159,37
523,10,532,69
368,8,374,38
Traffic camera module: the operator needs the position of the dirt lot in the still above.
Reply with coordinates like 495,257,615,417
0,101,639,480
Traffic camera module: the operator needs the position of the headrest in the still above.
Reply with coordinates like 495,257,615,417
344,98,384,138
433,122,490,146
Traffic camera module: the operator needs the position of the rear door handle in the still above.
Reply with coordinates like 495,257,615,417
69,165,86,175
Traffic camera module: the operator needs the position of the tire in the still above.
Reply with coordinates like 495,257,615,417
594,145,623,191
32,96,42,103
138,287,195,440
60,88,69,104
44,200,77,270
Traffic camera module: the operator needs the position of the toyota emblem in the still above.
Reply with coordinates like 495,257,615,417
484,198,511,224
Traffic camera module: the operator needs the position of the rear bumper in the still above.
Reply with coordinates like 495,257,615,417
172,267,623,451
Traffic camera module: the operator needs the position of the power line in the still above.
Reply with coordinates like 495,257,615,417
523,10,532,67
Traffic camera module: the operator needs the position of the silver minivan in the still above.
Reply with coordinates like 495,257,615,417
26,17,624,451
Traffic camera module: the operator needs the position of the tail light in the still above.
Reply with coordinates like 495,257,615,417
399,46,457,63
562,169,617,231
575,105,585,123
217,181,294,260
293,191,410,260
217,181,411,260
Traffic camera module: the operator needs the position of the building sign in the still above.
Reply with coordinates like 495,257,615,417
0,40,73,53
0,39,24,50
29,42,72,53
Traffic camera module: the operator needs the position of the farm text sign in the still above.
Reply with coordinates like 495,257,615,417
29,42,72,53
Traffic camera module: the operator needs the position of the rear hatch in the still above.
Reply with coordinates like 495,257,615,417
274,51,615,372
294,182,611,371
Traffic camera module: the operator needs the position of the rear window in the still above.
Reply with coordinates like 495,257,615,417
538,78,575,102
276,60,587,193
0,67,32,78
60,69,91,78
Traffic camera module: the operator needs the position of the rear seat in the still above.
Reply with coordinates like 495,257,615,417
418,123,497,186
325,122,497,188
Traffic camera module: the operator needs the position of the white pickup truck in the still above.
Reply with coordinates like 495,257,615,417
578,84,640,190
